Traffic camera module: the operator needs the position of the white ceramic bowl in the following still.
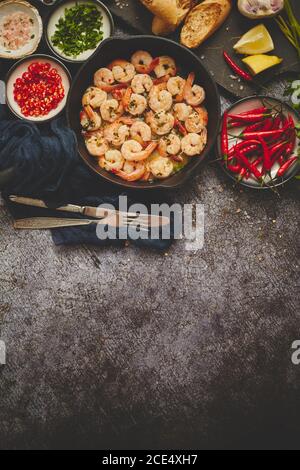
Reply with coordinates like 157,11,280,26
218,96,300,189
6,54,71,123
46,0,114,63
0,0,43,60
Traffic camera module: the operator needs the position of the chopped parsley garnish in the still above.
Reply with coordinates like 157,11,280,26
51,3,103,58
173,162,185,173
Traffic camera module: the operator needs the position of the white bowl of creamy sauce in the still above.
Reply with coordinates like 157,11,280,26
0,0,43,60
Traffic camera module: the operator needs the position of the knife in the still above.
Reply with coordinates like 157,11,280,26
14,215,158,234
14,218,102,230
9,195,170,228
9,195,110,218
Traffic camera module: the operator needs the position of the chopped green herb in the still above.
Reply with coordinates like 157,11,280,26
173,162,185,173
51,2,103,58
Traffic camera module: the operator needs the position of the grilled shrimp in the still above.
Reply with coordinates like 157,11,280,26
147,155,174,179
85,133,109,157
195,106,208,126
185,107,208,134
80,105,101,131
154,56,176,78
121,140,158,162
131,74,153,94
181,131,207,156
146,111,175,136
100,99,124,123
113,161,146,181
173,103,193,122
127,93,148,116
104,119,132,147
167,76,186,98
131,51,154,74
82,87,107,109
94,68,115,88
184,73,205,107
148,84,173,113
99,150,125,171
158,133,181,157
109,60,136,83
130,121,152,145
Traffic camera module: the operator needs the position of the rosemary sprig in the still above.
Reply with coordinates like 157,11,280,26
276,0,300,57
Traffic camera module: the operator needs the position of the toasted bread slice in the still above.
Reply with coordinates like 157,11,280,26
202,0,232,29
181,3,222,49
150,0,197,35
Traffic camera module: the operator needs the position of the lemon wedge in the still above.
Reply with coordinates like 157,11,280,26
234,24,274,55
242,54,283,75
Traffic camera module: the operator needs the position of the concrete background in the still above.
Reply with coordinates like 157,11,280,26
0,22,299,450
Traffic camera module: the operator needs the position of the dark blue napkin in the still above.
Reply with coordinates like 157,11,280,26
0,105,173,250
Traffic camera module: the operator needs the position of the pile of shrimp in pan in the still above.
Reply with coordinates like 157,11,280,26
80,51,208,182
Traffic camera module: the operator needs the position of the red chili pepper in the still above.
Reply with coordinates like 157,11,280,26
241,129,287,140
241,118,272,133
252,157,263,167
243,121,264,133
228,140,261,157
271,151,285,167
227,163,242,173
236,149,263,180
112,88,125,100
285,140,296,159
228,112,271,123
221,112,229,161
153,75,170,86
229,121,247,129
101,83,128,94
229,142,260,158
288,114,295,128
276,157,298,178
238,167,248,181
147,57,160,74
174,119,187,136
271,115,282,130
284,117,296,157
257,136,271,171
223,51,253,82
238,107,269,116
261,118,275,132
270,141,289,158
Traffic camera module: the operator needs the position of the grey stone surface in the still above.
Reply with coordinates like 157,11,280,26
0,25,299,450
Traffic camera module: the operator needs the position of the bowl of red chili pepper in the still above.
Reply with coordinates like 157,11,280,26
5,54,71,122
217,96,300,189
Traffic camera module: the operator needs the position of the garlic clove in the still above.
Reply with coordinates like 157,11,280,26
238,0,284,19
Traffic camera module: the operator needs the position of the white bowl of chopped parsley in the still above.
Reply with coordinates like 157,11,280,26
46,0,114,63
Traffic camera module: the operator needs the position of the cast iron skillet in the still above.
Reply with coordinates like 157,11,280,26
66,35,221,190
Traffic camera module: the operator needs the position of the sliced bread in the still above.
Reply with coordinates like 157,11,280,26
202,0,232,30
181,3,222,49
